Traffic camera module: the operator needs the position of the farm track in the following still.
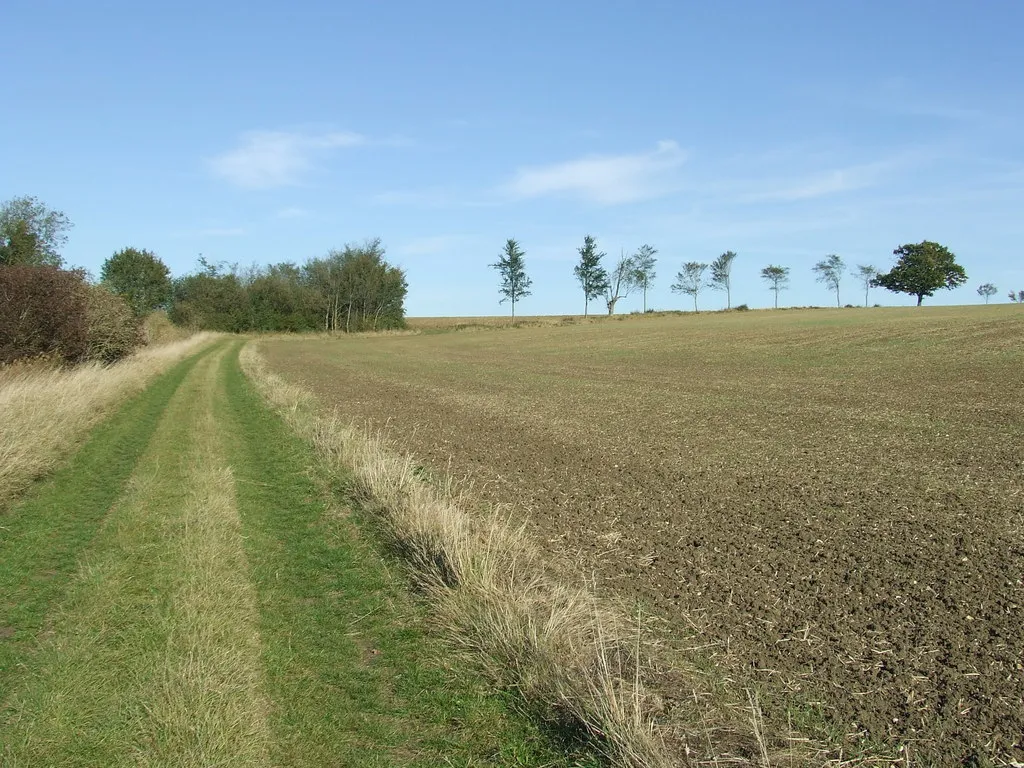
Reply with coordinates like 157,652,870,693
261,307,1024,765
0,341,575,767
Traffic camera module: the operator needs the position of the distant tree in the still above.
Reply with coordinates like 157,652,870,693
760,265,790,308
813,254,845,307
605,249,639,314
976,283,998,304
853,264,877,307
1008,290,1024,303
873,241,967,306
0,195,73,267
708,251,737,309
631,244,658,312
573,235,608,317
671,261,708,312
101,247,172,317
490,238,532,319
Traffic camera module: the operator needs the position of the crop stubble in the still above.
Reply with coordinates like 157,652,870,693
262,308,1023,764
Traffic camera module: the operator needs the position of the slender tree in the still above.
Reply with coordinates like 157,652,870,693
976,283,998,304
632,244,658,312
671,262,708,312
1010,290,1024,303
708,251,737,309
873,241,967,306
813,254,845,307
605,249,639,314
490,238,532,319
573,235,609,317
760,265,790,308
853,264,878,307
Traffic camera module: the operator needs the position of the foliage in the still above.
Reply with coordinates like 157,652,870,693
101,247,172,317
604,250,639,314
573,235,608,317
872,241,967,306
976,283,998,304
708,251,738,308
631,244,658,313
1010,290,1024,303
84,284,144,363
671,261,708,311
0,196,73,267
168,240,407,333
490,238,532,319
812,254,845,307
0,265,89,364
853,264,877,307
759,265,790,309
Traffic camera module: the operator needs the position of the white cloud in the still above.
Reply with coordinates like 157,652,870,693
209,130,365,189
502,140,687,205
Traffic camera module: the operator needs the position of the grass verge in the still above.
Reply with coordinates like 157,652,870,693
240,341,673,768
220,343,586,767
0,332,218,511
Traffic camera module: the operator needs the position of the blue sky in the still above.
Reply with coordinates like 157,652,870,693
3,0,1022,315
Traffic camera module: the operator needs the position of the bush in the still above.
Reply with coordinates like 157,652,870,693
0,265,88,364
734,303,750,311
85,284,143,363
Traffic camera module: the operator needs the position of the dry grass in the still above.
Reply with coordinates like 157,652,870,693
240,342,676,768
0,332,217,511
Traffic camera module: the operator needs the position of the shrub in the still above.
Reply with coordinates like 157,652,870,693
85,284,143,363
0,265,88,365
734,303,750,311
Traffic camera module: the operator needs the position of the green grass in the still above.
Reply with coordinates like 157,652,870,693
0,346,208,700
0,339,594,767
219,344,591,767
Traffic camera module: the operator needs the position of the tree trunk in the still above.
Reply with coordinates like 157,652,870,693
607,297,617,315
864,286,869,307
693,294,698,313
584,295,588,317
726,284,731,310
774,289,778,309
512,295,516,320
836,289,841,308
916,294,924,306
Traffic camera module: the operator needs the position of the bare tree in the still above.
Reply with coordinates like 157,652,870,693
671,262,708,312
977,283,998,304
605,249,639,314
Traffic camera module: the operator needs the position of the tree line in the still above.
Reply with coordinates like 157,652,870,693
490,235,997,315
1,195,408,365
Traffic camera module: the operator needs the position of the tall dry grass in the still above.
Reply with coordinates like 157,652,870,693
239,342,674,768
0,333,218,510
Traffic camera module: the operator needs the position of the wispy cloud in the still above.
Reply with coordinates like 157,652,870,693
209,130,365,189
737,162,888,203
502,140,687,205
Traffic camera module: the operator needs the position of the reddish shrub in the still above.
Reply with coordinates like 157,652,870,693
0,266,89,364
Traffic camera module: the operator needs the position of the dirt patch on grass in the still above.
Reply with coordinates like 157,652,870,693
262,307,1024,765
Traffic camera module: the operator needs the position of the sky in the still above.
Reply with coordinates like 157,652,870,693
3,0,1023,315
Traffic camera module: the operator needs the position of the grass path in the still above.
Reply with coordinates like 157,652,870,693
0,341,578,766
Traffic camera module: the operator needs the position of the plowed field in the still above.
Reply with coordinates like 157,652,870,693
261,307,1024,765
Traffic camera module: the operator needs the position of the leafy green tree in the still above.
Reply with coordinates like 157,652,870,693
573,235,608,317
708,251,737,309
853,264,877,307
605,250,638,314
631,244,658,312
100,247,172,316
813,254,845,307
671,262,708,311
0,195,73,266
490,238,532,319
760,265,790,308
873,241,968,306
976,283,998,304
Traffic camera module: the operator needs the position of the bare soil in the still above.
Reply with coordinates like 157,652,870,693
262,307,1024,765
